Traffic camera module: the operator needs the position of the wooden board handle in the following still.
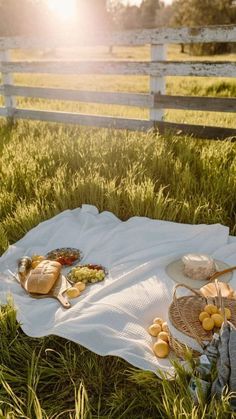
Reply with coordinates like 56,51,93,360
56,293,71,309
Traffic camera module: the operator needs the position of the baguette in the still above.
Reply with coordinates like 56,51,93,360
24,260,61,294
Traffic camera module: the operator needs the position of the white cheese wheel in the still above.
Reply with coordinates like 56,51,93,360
182,253,216,280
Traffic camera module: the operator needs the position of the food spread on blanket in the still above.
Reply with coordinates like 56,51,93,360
66,282,86,299
18,256,62,294
31,255,46,268
14,249,236,363
16,250,107,307
67,264,106,285
45,248,82,266
18,256,32,278
148,317,170,358
25,260,61,294
182,253,216,280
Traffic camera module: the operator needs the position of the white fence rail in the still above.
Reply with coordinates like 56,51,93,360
1,25,236,48
0,24,236,139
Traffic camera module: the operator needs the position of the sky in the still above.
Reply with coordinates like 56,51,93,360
47,0,174,24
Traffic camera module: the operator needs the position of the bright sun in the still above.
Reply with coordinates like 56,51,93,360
48,0,77,21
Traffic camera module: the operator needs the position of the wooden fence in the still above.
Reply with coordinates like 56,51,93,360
0,24,236,139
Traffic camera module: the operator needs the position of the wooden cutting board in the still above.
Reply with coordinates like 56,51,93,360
21,273,71,309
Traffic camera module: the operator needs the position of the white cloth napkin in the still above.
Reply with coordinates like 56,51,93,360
0,205,236,375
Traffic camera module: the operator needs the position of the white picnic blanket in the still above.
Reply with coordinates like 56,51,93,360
0,205,236,375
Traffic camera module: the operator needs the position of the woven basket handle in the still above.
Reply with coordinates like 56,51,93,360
172,283,206,348
214,279,227,324
172,283,204,306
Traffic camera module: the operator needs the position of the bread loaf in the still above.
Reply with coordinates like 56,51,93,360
24,260,61,294
200,281,236,299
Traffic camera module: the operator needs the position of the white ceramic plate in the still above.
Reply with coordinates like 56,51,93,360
166,258,232,289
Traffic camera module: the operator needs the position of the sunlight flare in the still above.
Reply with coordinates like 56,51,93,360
47,0,77,21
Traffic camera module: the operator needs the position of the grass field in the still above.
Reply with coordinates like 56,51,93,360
0,44,236,418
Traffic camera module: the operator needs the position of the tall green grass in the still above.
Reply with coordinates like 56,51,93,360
0,300,235,418
0,120,236,254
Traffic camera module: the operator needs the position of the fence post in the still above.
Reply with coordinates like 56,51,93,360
0,49,16,118
150,44,166,122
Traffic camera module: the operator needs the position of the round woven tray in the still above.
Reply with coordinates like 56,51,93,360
168,282,236,359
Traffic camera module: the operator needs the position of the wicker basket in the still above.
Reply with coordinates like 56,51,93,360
168,281,236,359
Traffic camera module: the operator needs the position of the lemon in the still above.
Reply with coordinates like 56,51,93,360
32,255,45,262
211,305,219,314
75,282,86,292
32,260,41,269
158,331,169,342
153,340,169,358
66,287,80,299
153,317,163,326
202,317,214,331
199,311,210,322
204,304,218,314
148,324,162,337
211,313,224,327
219,307,231,320
161,322,169,332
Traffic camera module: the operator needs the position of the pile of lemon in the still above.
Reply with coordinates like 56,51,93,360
199,304,231,331
148,318,170,358
66,282,86,299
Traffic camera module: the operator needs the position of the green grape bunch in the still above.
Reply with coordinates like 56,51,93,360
67,264,106,285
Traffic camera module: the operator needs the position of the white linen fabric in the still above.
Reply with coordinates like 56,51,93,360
0,205,236,375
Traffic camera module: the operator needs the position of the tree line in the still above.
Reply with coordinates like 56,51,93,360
0,0,235,55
